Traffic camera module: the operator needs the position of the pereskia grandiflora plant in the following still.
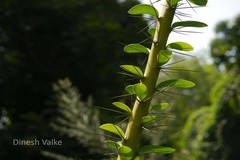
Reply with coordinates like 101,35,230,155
99,0,208,159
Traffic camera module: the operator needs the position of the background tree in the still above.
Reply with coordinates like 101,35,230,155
174,15,240,160
0,0,148,159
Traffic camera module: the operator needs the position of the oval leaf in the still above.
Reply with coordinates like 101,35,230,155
139,145,175,154
134,83,148,100
149,103,169,111
105,140,121,149
158,50,172,66
167,42,193,51
118,146,133,160
187,0,207,6
124,44,149,54
128,4,159,18
142,115,162,125
120,65,143,78
125,83,148,101
148,28,156,36
99,123,124,138
172,21,208,28
113,102,131,113
157,79,195,89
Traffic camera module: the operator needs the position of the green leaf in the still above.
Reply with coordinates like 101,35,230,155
157,79,195,89
148,28,156,36
167,42,193,51
134,156,145,160
187,0,207,6
128,4,159,18
105,140,121,149
142,115,162,125
170,0,181,6
149,103,169,111
118,146,133,160
172,21,208,28
126,83,148,101
120,65,143,78
124,44,149,54
99,123,124,138
139,145,175,154
113,102,131,113
157,50,172,66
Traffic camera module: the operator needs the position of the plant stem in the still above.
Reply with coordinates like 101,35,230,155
117,1,176,159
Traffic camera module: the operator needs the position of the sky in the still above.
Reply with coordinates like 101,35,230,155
140,0,240,52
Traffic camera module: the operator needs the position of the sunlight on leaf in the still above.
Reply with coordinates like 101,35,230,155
139,145,175,154
118,146,133,160
157,79,195,89
158,50,172,66
113,102,131,113
99,123,124,138
128,4,159,18
172,21,208,28
125,83,148,101
167,42,193,51
124,44,149,54
120,65,143,78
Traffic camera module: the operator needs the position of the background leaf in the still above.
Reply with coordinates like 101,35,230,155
128,4,159,17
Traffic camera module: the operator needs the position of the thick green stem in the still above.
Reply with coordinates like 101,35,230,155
117,1,176,159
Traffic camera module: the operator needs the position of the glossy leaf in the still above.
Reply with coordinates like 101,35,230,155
105,140,121,149
99,123,124,138
158,50,172,66
124,44,149,54
120,65,143,78
157,79,195,89
172,21,208,28
128,4,159,18
118,146,133,160
142,115,162,125
126,83,148,101
113,102,131,113
148,28,156,36
167,42,193,51
187,0,207,6
149,103,169,111
139,145,175,154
